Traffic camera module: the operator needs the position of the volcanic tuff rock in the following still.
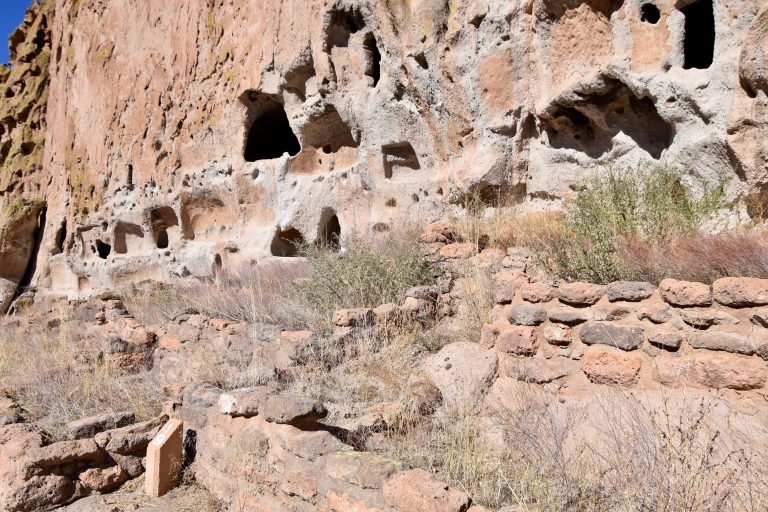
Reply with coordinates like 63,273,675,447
0,0,765,304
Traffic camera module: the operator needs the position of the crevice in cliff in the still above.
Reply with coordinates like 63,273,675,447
17,205,46,291
271,227,305,257
363,33,381,88
682,0,715,69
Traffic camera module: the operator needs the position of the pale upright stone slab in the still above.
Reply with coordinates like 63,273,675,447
145,419,183,497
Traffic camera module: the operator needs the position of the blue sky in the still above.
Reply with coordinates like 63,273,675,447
1,0,34,64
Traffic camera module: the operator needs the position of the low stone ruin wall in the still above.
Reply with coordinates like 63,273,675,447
0,412,165,511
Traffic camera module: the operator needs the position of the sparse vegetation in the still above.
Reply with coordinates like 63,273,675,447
523,166,726,283
0,305,164,440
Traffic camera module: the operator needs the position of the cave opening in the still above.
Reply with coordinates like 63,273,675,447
156,229,169,249
640,3,661,24
95,240,111,259
150,206,178,249
271,228,305,257
244,101,301,162
363,33,381,87
317,209,341,251
682,0,715,70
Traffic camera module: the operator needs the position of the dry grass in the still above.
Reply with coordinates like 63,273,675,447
0,306,164,440
619,230,768,284
372,383,768,512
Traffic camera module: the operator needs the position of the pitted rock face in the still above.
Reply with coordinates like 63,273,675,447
0,0,766,299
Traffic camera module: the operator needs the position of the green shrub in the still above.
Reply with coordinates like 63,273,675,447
531,165,725,283
295,232,437,325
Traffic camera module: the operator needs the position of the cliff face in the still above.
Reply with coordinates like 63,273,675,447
1,0,768,300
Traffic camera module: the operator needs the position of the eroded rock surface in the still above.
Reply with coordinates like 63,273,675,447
0,0,764,300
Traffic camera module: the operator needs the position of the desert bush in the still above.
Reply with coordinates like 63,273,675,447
295,232,437,325
527,166,725,283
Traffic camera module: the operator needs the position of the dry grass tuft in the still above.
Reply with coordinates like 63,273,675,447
0,307,164,440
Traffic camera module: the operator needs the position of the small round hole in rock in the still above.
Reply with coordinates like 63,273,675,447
640,4,661,24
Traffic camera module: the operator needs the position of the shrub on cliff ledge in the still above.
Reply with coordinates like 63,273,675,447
528,166,725,283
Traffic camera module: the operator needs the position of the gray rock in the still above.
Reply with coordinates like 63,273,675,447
548,307,590,325
65,411,135,441
688,331,754,355
606,281,655,302
579,322,644,351
260,395,327,427
507,304,547,326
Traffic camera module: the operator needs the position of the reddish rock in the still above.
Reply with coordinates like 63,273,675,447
479,322,503,348
324,452,401,489
420,222,457,244
332,308,374,328
79,465,129,493
327,490,385,512
582,346,642,387
491,270,528,304
440,243,476,260
653,352,767,390
557,283,605,306
520,282,555,303
713,277,768,307
659,279,712,307
496,326,539,356
383,469,471,512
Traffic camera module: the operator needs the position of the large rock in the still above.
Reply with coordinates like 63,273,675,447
495,326,539,356
383,469,471,512
65,411,135,440
491,270,528,304
712,278,768,307
659,279,712,307
582,346,642,387
606,281,655,302
557,283,605,306
688,331,755,355
419,342,497,406
579,322,644,351
653,351,768,390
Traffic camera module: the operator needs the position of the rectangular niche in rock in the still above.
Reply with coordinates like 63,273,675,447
382,142,420,179
682,0,715,70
